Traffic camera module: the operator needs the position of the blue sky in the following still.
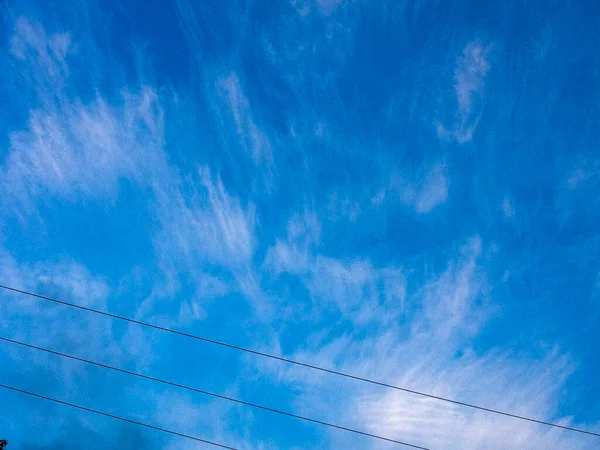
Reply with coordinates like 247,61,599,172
1,0,599,448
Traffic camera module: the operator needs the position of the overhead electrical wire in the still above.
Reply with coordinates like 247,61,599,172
0,335,428,449
1,283,599,439
0,382,236,449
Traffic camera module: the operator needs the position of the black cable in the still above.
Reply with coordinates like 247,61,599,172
0,382,236,449
0,335,428,449
2,283,598,438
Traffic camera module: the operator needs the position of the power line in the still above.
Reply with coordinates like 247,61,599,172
2,283,599,439
0,382,236,449
0,336,428,449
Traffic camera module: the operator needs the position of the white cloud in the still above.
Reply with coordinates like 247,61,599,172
0,249,109,309
4,13,593,450
414,163,449,213
216,72,272,167
3,92,152,209
256,236,594,449
10,17,71,84
145,165,262,321
438,41,491,143
198,167,256,263
154,167,256,272
265,213,406,325
383,162,449,213
502,196,515,218
371,188,386,206
0,247,121,373
316,0,342,15
0,245,255,449
2,19,166,216
2,18,256,325
303,257,406,326
355,348,582,450
566,160,599,189
264,211,320,275
420,236,486,340
34,262,109,308
455,42,490,119
292,0,343,16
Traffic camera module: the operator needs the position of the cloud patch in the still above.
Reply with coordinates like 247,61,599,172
265,213,407,326
437,41,491,143
257,237,593,450
1,19,166,217
216,73,272,167
374,162,449,213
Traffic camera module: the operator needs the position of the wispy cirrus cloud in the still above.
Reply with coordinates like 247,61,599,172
355,348,582,450
153,168,256,272
373,162,449,213
0,249,109,309
140,160,266,323
566,159,600,190
9,17,71,97
256,235,596,449
455,42,491,119
265,212,406,327
437,41,491,143
2,1,599,448
502,195,515,218
292,0,343,16
419,236,487,340
0,247,121,400
404,162,449,214
1,18,167,217
2,89,162,209
216,73,273,168
2,16,259,324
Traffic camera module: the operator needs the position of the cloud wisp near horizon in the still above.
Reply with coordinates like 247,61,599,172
1,0,600,449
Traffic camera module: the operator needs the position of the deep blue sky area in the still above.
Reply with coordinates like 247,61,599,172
1,0,600,449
